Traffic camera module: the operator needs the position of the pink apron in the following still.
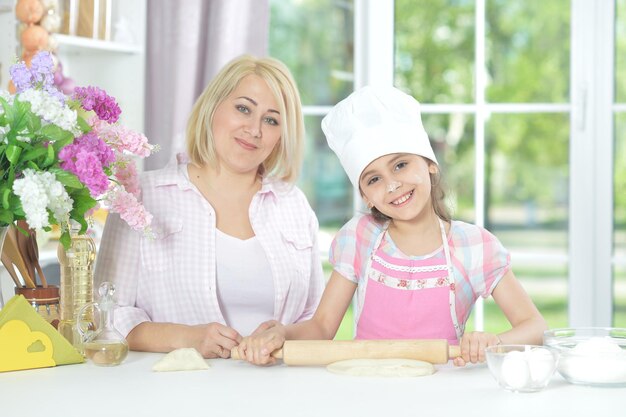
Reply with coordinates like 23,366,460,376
355,219,461,344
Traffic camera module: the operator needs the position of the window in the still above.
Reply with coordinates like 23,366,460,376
270,0,620,334
615,0,626,327
269,0,355,230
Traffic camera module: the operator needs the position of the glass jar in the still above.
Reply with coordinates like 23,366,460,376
57,223,96,350
14,285,60,328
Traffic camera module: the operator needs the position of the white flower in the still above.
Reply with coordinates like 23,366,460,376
17,89,80,135
12,170,50,229
12,169,73,229
44,172,73,223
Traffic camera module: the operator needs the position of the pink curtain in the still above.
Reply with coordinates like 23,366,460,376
144,0,270,170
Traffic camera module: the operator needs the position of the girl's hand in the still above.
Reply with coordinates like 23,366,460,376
453,331,500,367
236,321,286,366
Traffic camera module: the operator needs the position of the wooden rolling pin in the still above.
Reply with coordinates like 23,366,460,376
231,339,461,365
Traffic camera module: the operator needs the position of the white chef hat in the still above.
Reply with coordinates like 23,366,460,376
321,85,437,188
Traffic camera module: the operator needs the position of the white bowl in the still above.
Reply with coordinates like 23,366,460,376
485,345,558,393
543,327,626,387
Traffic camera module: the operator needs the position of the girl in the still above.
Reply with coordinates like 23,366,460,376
236,85,547,366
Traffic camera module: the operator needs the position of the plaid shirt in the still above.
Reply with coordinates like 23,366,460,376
95,156,324,337
330,214,511,335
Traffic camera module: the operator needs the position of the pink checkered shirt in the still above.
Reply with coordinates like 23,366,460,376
95,156,325,337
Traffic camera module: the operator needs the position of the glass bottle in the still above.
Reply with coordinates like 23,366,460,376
77,282,129,366
57,222,96,350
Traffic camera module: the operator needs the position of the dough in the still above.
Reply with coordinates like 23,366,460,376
152,348,210,372
326,359,435,377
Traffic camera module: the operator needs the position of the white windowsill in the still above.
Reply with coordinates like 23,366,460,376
56,34,142,54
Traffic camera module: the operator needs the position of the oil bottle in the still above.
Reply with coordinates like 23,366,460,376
57,221,96,350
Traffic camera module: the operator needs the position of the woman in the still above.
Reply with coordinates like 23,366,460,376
95,55,324,358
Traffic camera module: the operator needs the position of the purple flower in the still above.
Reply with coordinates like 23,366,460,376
73,86,121,123
9,52,64,103
74,151,110,196
60,132,115,168
9,62,34,92
30,52,55,87
59,132,116,197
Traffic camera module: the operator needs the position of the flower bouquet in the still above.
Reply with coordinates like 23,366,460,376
0,51,154,287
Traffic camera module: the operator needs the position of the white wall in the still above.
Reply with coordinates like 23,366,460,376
0,0,18,90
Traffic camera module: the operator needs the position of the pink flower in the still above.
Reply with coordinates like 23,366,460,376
74,151,110,195
90,117,154,157
108,188,153,231
73,86,121,123
59,132,115,197
114,156,141,197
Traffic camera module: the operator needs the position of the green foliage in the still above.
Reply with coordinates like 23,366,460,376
269,0,354,105
395,0,475,103
394,0,570,224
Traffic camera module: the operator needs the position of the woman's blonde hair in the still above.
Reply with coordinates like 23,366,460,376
186,55,304,183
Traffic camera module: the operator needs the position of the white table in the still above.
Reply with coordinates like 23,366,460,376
1,352,623,417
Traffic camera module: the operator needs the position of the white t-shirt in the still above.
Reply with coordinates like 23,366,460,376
215,228,275,336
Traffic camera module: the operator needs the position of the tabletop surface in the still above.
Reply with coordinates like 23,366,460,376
1,352,623,417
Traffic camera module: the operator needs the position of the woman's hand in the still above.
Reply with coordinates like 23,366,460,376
235,320,286,366
453,331,500,367
190,323,243,359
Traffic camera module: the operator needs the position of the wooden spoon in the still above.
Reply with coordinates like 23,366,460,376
4,227,36,288
29,232,47,287
15,222,36,286
1,250,24,287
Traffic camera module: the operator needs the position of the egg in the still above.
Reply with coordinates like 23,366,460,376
501,350,530,389
16,0,44,24
21,25,49,51
527,347,555,382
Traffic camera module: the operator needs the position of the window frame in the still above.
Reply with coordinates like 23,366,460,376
351,0,617,327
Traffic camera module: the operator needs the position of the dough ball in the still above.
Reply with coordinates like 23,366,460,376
327,359,435,377
152,348,210,372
